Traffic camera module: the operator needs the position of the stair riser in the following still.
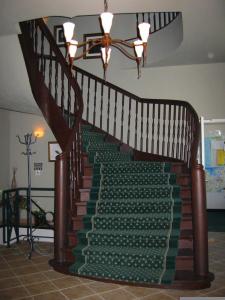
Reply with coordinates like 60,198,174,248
176,257,193,271
179,239,193,249
84,166,92,176
176,176,191,186
80,190,90,202
180,219,192,230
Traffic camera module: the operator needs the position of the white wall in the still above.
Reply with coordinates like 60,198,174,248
108,62,225,119
9,111,56,189
0,109,10,190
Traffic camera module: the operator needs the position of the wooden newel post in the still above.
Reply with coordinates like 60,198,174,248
191,163,209,277
55,153,68,264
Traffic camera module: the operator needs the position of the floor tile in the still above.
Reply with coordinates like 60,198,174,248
51,276,82,289
33,291,67,300
0,277,21,290
101,288,137,300
61,284,94,299
0,286,30,300
124,286,161,298
25,281,57,296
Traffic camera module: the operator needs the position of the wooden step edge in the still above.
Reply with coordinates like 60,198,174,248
49,259,213,290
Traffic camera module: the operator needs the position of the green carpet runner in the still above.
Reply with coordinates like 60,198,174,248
70,125,182,285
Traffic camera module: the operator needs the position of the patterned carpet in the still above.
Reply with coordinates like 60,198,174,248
70,125,182,285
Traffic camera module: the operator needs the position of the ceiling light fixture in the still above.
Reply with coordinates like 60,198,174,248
63,0,150,79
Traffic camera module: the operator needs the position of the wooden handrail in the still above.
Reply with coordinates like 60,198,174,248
73,65,200,168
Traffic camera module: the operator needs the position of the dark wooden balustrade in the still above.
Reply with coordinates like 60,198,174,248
136,12,180,35
19,18,83,265
18,17,210,284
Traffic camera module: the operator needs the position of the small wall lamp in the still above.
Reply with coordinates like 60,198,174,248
33,128,45,138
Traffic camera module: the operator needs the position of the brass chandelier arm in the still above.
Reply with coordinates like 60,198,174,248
111,39,135,48
72,41,103,61
76,38,102,49
111,43,137,61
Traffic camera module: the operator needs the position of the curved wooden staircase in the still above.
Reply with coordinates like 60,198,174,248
19,18,212,289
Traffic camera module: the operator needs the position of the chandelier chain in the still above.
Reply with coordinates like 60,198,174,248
104,0,108,12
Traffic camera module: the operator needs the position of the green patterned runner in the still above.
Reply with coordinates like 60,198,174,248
70,127,182,285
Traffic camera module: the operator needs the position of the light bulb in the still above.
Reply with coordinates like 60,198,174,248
100,12,113,34
63,22,75,43
134,40,144,58
138,22,150,43
101,47,111,63
69,40,78,58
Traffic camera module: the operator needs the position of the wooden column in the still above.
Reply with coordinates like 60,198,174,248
191,163,209,277
54,153,68,264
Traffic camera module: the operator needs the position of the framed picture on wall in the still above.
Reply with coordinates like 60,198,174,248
48,142,62,162
54,25,66,46
83,33,103,59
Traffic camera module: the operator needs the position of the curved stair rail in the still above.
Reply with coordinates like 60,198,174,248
73,66,209,281
19,18,209,284
73,65,199,168
136,12,180,35
19,18,83,264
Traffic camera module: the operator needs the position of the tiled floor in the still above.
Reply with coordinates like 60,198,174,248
0,232,225,300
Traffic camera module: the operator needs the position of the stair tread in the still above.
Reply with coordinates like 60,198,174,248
71,262,175,284
76,244,178,256
78,228,180,237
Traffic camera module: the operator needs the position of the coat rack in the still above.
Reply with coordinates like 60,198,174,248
17,133,37,259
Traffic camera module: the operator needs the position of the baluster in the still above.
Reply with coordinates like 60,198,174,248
176,105,181,159
169,12,172,22
157,104,161,154
100,83,104,129
81,73,84,97
49,47,52,94
93,80,97,126
167,104,171,157
40,31,44,73
86,77,90,122
162,104,166,156
113,91,118,137
148,13,151,33
136,13,139,36
146,103,149,152
61,70,65,117
151,103,155,153
159,12,162,29
120,94,125,142
180,106,185,160
55,61,58,105
184,109,190,164
31,21,34,43
43,56,46,80
34,22,38,54
142,13,145,22
67,82,71,127
140,102,144,151
153,13,156,32
164,12,166,26
107,87,111,133
127,97,132,145
171,105,177,158
135,101,138,149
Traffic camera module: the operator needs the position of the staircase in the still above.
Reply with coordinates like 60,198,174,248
18,18,211,289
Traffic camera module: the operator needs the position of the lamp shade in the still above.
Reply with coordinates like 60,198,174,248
138,22,150,43
69,40,78,58
134,40,144,58
101,47,111,63
100,12,113,34
63,22,75,43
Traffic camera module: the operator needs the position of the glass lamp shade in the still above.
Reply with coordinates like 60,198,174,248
100,12,113,34
138,22,151,43
134,40,144,58
63,22,75,43
69,40,78,58
101,47,111,63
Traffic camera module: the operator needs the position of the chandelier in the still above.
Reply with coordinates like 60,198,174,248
63,0,150,79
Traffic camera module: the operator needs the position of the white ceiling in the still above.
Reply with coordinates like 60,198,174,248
0,0,225,114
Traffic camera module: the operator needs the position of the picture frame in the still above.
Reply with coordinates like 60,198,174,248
54,25,66,47
83,33,103,59
48,142,62,162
